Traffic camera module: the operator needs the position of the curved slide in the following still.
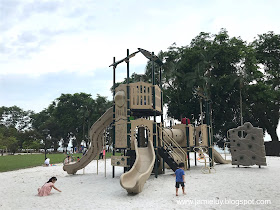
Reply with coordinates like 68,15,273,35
120,139,155,194
212,148,231,164
63,107,113,174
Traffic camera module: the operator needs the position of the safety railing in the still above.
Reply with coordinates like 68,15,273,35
157,126,188,169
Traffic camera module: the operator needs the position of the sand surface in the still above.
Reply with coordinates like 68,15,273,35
0,155,279,210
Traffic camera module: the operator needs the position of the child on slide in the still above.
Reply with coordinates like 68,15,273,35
38,177,62,196
174,162,186,196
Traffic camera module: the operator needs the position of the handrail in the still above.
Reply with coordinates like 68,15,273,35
157,126,188,169
159,126,188,159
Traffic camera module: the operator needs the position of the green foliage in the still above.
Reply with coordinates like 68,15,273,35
32,93,112,150
253,31,280,89
1,92,112,154
0,106,33,131
146,29,279,143
250,32,280,141
0,136,18,153
0,125,19,153
22,139,41,151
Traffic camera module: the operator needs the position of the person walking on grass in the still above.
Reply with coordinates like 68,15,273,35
174,162,186,196
38,177,62,196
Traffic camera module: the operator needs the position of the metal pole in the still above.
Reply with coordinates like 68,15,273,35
240,80,243,126
152,52,158,178
112,56,116,178
103,132,106,177
44,138,47,160
127,49,129,84
194,152,197,166
126,49,131,149
205,100,213,167
200,98,203,124
160,65,164,174
123,149,126,173
186,126,190,169
97,159,98,175
240,80,243,138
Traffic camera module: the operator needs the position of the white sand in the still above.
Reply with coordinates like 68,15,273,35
0,155,279,210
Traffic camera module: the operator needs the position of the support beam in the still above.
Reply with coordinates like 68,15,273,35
126,49,131,149
112,56,116,178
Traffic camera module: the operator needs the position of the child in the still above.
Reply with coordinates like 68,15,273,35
102,149,106,160
174,162,186,196
64,156,71,165
38,177,62,196
44,158,50,166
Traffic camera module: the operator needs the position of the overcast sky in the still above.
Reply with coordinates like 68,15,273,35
1,0,280,139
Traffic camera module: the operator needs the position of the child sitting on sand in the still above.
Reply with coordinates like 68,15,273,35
38,177,62,196
44,158,50,166
174,162,186,196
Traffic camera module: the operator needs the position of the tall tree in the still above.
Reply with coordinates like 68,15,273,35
149,29,274,143
43,93,112,149
248,32,280,142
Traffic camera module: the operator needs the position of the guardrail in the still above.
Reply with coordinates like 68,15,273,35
157,126,188,169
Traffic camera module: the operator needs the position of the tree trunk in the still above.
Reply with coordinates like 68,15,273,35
267,127,279,142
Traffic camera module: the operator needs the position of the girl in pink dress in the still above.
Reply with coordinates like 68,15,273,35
38,177,62,196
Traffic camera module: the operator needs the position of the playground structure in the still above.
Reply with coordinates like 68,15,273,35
193,147,216,174
63,48,246,194
227,122,267,167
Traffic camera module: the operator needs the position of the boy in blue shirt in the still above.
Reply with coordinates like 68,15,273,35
175,162,186,196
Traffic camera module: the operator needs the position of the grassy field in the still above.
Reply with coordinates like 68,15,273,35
0,152,120,172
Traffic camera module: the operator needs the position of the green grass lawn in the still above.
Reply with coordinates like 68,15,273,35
0,152,121,172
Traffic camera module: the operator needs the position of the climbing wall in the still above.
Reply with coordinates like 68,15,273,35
227,122,267,167
115,84,128,148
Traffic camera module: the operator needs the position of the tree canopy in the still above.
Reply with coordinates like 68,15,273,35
144,29,279,143
32,93,112,151
0,93,112,153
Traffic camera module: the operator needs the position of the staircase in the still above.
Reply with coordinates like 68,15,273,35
157,126,188,171
158,147,179,171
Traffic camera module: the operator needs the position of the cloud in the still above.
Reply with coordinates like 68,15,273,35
0,0,21,30
1,0,280,107
17,31,37,43
0,70,113,112
22,1,61,15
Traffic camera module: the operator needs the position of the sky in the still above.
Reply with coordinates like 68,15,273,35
1,0,280,139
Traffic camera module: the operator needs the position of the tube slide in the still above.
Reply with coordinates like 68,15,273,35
120,139,155,194
63,107,113,174
212,148,231,164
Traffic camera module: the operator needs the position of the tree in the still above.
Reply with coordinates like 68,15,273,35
157,30,256,141
20,130,41,152
0,133,18,154
0,106,33,131
32,93,112,151
0,125,19,153
244,81,279,141
250,32,280,142
148,29,279,144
